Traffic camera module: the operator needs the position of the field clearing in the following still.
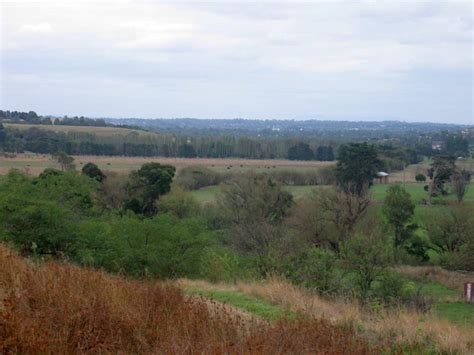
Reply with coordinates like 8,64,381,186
0,153,335,175
4,123,156,137
191,183,474,204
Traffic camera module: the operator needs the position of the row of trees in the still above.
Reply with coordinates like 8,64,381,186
1,123,445,168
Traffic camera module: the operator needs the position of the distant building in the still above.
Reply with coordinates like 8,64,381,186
432,142,443,151
375,171,389,184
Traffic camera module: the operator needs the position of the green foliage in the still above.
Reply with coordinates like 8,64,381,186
81,162,106,182
383,185,416,247
434,302,474,325
285,247,342,294
0,195,76,256
336,143,383,196
199,247,245,283
426,155,456,203
450,168,470,202
175,166,225,190
125,163,176,216
185,287,294,321
287,142,314,161
75,214,216,278
342,231,393,300
415,174,426,183
156,187,200,218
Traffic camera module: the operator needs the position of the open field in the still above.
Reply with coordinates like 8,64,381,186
191,182,474,204
0,153,335,175
4,123,156,137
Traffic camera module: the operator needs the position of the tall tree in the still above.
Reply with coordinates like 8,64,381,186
336,143,382,196
451,169,471,203
287,142,314,161
426,155,455,204
383,185,416,247
125,163,176,216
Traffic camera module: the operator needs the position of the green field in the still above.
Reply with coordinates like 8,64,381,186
191,183,474,204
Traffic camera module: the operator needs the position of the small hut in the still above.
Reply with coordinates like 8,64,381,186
375,171,389,184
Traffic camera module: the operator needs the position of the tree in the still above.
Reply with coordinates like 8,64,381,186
336,143,382,196
422,205,474,253
426,155,455,204
82,162,106,182
383,185,416,247
287,142,314,161
125,163,176,216
218,173,293,274
451,169,470,203
178,144,197,158
343,230,393,301
415,174,426,183
444,134,469,157
0,123,6,151
52,151,75,171
315,145,334,161
289,186,370,254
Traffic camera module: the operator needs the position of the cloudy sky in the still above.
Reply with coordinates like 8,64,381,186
1,0,472,123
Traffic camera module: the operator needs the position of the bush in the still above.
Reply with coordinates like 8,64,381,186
199,247,244,282
156,186,200,218
285,248,342,294
175,166,226,190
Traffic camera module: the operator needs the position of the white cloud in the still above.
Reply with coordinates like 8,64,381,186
19,22,52,34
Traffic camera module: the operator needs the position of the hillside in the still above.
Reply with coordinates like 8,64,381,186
3,123,156,138
0,244,372,353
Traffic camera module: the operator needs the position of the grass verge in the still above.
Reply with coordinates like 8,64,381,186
185,285,295,321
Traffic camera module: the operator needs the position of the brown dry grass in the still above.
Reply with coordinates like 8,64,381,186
0,245,372,354
180,277,474,354
393,265,474,292
0,153,335,175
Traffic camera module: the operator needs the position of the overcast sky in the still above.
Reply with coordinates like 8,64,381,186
1,0,473,123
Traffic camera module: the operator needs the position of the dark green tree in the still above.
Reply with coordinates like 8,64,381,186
383,185,416,247
82,162,106,182
287,142,314,161
426,155,455,204
336,143,383,196
125,163,176,216
415,173,426,183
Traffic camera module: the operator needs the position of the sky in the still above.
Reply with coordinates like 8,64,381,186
1,0,473,124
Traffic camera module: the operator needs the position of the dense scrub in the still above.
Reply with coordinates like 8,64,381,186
0,245,373,353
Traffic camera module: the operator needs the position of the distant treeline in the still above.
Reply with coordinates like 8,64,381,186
0,110,142,130
0,110,471,165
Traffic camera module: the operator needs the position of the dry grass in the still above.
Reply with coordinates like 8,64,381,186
4,123,155,137
393,265,474,292
0,245,372,353
0,153,335,175
181,277,474,354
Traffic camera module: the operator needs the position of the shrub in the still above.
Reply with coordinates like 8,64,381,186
285,247,342,294
156,186,200,218
175,166,225,190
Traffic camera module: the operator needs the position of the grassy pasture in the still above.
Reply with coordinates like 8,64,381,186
0,153,335,175
191,182,474,204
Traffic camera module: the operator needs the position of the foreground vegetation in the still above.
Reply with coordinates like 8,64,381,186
0,245,375,353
